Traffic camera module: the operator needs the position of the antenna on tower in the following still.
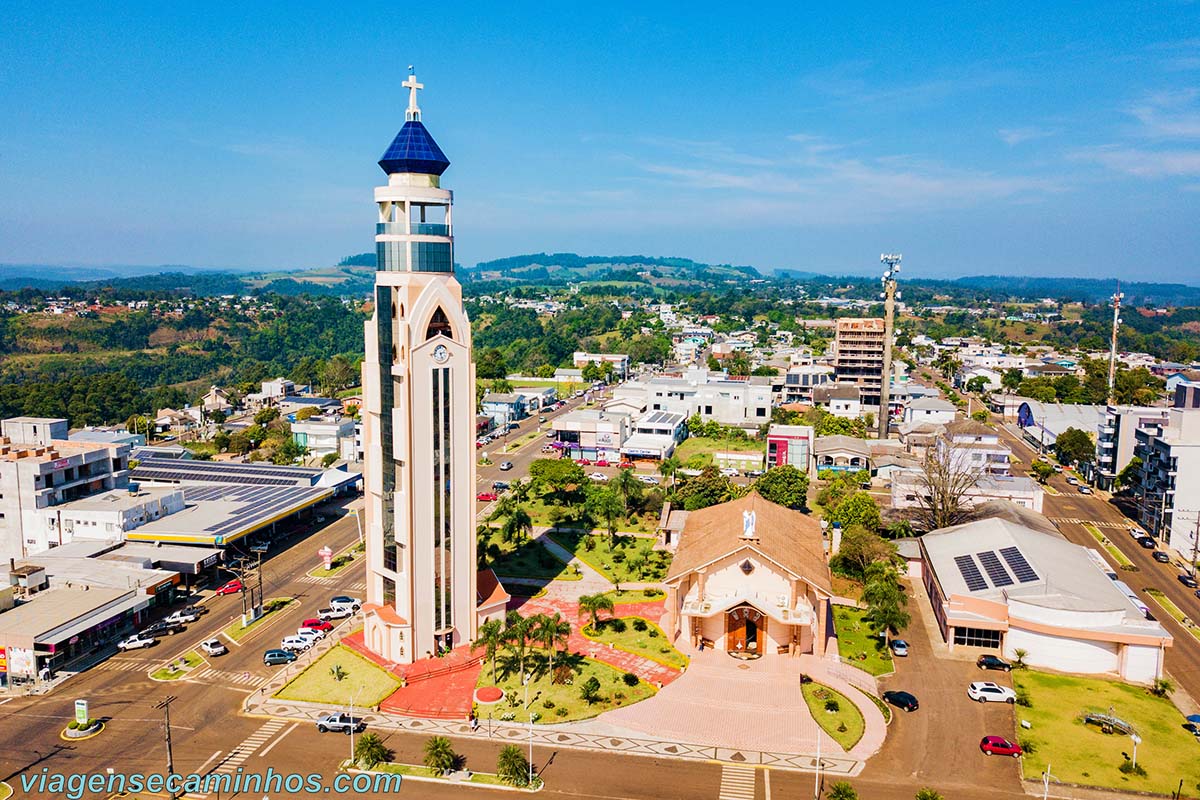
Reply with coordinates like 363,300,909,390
1107,282,1123,405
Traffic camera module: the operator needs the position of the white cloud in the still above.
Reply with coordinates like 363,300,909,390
1072,145,1200,177
1127,89,1200,138
998,127,1055,146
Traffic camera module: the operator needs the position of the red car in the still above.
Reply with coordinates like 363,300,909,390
595,459,610,467
302,619,334,633
980,736,1022,757
476,492,498,502
618,461,634,469
215,579,244,596
576,458,592,466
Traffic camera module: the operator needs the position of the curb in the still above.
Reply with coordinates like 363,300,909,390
344,765,542,793
60,721,105,741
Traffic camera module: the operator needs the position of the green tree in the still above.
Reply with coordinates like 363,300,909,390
611,468,642,515
496,744,531,787
580,675,602,704
658,455,681,492
212,430,231,452
422,735,457,775
473,618,505,685
254,407,280,425
831,526,897,580
319,353,358,394
862,562,911,635
504,611,533,678
295,406,319,421
500,507,533,546
354,732,392,769
272,438,306,465
814,414,867,438
1115,456,1142,491
752,465,810,510
585,485,624,547
529,459,587,496
827,782,859,800
1030,460,1054,483
476,347,509,380
1054,427,1095,466
490,378,514,394
828,492,881,531
676,466,744,511
321,452,338,468
965,376,990,394
533,612,570,678
914,789,944,800
227,431,253,455
577,593,614,630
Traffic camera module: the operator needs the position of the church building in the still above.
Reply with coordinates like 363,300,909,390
664,493,833,658
360,74,479,664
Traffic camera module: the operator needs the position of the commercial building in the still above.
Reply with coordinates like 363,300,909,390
359,76,480,665
552,409,631,461
480,393,528,428
832,318,886,409
813,435,870,473
1094,405,1170,491
939,418,1012,476
0,417,131,562
620,368,772,429
291,415,356,459
619,411,687,461
920,515,1171,683
765,424,813,470
664,493,834,658
1133,408,1200,559
69,428,147,449
892,471,1044,514
775,363,834,405
572,352,631,378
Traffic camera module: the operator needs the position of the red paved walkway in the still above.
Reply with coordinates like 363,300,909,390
342,632,481,720
511,594,683,687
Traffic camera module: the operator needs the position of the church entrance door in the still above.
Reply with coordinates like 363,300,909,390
725,605,766,659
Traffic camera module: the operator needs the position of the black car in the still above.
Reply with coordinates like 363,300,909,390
1152,551,1171,563
976,655,1012,672
1179,574,1199,589
1137,537,1157,549
140,621,185,638
883,690,919,712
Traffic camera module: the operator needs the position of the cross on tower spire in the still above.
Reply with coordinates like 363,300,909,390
403,68,424,122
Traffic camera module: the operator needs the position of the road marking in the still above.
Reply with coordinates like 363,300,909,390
763,767,771,800
191,667,268,687
258,721,298,757
718,764,756,800
212,719,287,774
194,750,223,775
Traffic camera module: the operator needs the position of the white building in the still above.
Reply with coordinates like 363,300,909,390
0,418,131,562
1094,405,1170,491
1133,408,1200,559
620,411,687,461
45,486,186,545
552,409,631,461
920,516,1171,683
572,352,631,378
939,418,1012,476
892,471,1044,514
621,368,772,428
291,416,356,459
812,384,863,419
360,76,478,665
903,397,957,426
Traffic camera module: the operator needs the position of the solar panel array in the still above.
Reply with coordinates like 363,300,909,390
954,555,988,592
131,457,321,488
177,484,325,537
976,551,1015,587
1000,546,1040,583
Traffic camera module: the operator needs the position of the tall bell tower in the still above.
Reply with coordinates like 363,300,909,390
361,72,476,664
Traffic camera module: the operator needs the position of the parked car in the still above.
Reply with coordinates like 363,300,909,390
976,655,1012,672
476,440,486,449
280,636,312,653
1052,464,1063,473
302,619,334,633
1129,526,1145,538
968,681,1017,703
546,431,555,438
980,736,1023,757
499,461,514,471
215,579,244,596
589,472,608,481
539,416,547,423
180,604,207,617
117,633,157,651
318,606,354,622
492,480,510,491
263,649,297,666
1066,476,1079,485
576,458,592,466
1078,486,1092,495
719,467,739,477
1179,573,1199,589
476,491,498,502
889,639,909,657
1152,551,1171,563
595,459,610,467
1137,537,1157,549
165,609,201,625
637,474,660,484
541,445,556,453
316,712,365,734
295,627,325,642
882,690,919,712
200,638,228,657
331,596,362,610
141,621,185,638
618,461,634,469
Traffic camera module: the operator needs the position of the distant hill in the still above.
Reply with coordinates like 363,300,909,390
462,252,761,287
945,275,1200,306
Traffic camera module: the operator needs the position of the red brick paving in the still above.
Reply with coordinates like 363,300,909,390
342,631,482,720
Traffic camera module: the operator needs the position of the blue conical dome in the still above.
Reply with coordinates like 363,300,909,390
378,121,450,176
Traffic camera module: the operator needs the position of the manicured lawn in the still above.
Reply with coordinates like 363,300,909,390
478,655,655,723
1083,524,1135,569
599,588,667,605
1144,589,1200,641
150,649,203,681
1013,669,1200,795
673,436,764,470
275,645,399,707
581,617,688,669
832,606,895,677
525,497,657,535
221,597,296,643
830,576,864,602
480,526,580,582
802,682,865,751
366,762,513,787
548,531,671,585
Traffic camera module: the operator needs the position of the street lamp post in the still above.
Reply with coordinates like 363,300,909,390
1042,763,1056,800
523,671,534,787
348,686,363,766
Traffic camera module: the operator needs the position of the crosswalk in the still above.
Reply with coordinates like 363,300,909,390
296,576,367,589
212,719,288,775
191,667,269,687
718,765,756,800
95,658,155,673
1048,517,1125,529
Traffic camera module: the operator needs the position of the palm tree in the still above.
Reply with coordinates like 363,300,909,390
500,508,533,545
659,455,680,493
577,593,614,631
473,619,505,685
496,744,530,787
510,478,532,504
533,612,571,679
423,735,457,775
627,552,646,579
354,732,392,769
489,494,519,523
914,789,943,800
613,468,640,515
505,611,533,677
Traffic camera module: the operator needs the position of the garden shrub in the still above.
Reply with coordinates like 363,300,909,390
555,707,568,717
648,629,659,638
632,618,648,632
622,672,640,686
1118,760,1147,777
824,698,840,713
608,618,627,633
542,700,555,709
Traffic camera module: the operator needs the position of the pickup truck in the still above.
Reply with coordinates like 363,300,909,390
316,713,365,734
165,609,201,625
141,620,186,638
318,606,355,622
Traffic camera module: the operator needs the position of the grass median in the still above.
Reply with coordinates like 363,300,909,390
1013,669,1200,795
275,645,399,707
802,682,865,750
221,597,296,643
150,649,203,681
581,616,688,669
1144,589,1200,641
832,606,895,677
1082,524,1136,569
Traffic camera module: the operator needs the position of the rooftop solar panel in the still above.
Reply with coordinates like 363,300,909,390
999,546,1039,583
976,551,1015,588
954,554,989,592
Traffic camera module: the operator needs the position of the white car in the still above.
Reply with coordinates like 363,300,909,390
636,474,660,484
117,633,157,651
589,472,608,481
1066,476,1079,486
295,627,325,642
280,636,312,653
200,638,228,657
967,681,1016,704
719,467,740,477
165,609,200,625
319,606,354,621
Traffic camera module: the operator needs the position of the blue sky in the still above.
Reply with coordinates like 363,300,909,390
2,2,1199,281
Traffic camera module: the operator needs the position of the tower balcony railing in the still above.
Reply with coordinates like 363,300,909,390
377,222,450,237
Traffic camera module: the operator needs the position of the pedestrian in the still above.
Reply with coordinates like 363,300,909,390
470,716,478,732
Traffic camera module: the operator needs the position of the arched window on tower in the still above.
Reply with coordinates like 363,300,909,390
425,307,453,340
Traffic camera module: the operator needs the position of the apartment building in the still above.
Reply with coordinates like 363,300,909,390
621,368,772,428
1094,405,1171,491
1134,408,1200,559
832,318,885,409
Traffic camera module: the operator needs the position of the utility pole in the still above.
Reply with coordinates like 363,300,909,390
878,253,902,440
154,696,178,800
1107,285,1124,404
